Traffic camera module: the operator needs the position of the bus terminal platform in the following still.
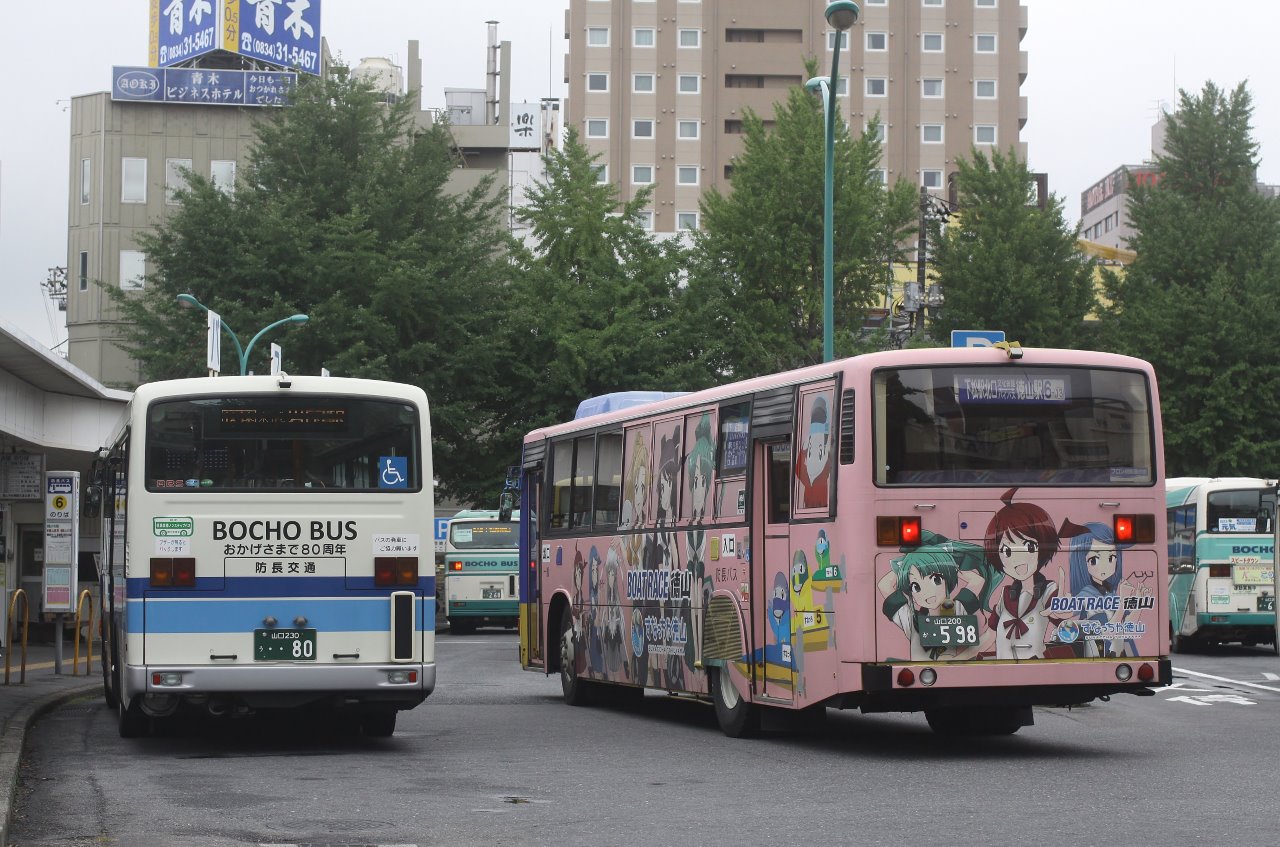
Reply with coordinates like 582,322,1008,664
0,639,102,846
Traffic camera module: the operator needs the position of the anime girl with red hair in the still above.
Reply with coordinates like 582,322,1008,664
983,488,1070,659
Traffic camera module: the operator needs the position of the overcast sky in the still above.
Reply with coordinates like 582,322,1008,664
2,0,1278,351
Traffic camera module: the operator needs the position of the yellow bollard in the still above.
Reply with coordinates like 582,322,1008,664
5,589,30,685
74,589,94,676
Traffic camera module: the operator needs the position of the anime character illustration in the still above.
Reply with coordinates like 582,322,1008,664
571,548,589,674
602,539,628,680
685,413,715,524
685,528,712,682
878,535,999,661
629,606,648,685
1062,520,1144,657
655,429,681,527
620,429,651,529
983,489,1070,659
768,571,793,670
795,393,832,510
586,546,605,672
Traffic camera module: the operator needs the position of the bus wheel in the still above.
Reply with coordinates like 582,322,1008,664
117,695,149,739
1170,623,1196,654
448,618,474,635
362,709,397,738
710,667,758,738
558,606,592,706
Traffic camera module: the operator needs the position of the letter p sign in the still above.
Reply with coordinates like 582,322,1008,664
951,330,1006,348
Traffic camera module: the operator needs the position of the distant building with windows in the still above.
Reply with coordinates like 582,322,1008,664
564,0,1029,235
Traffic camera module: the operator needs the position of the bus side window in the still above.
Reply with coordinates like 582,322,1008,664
594,432,623,526
549,439,573,531
714,402,749,519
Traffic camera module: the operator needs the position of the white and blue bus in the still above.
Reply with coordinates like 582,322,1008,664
97,375,435,737
1167,476,1276,653
444,509,520,633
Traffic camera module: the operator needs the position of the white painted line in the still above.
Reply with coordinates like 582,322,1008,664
1174,666,1280,694
1263,672,1280,681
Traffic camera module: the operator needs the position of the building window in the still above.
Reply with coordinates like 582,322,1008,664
976,33,997,52
873,168,888,185
836,76,849,97
587,119,608,138
865,0,886,4
587,73,609,92
119,250,145,291
677,166,698,186
165,158,192,204
594,164,609,184
827,31,850,50
587,27,609,46
923,0,944,5
975,124,997,144
635,210,654,230
634,27,655,47
634,73,655,93
633,119,654,139
121,157,147,204
976,0,997,6
677,211,699,231
78,251,89,291
922,170,943,189
80,158,91,205
678,120,700,139
866,77,887,97
922,32,943,52
866,121,886,143
865,32,886,51
211,160,236,194
678,74,700,94
922,124,943,143
679,28,701,48
976,79,997,98
632,164,654,185
922,78,944,98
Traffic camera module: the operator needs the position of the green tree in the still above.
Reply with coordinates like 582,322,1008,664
682,63,918,378
110,72,517,503
493,129,694,446
1098,81,1280,476
926,147,1096,348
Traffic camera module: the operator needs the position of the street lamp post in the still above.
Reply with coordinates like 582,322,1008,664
176,293,309,375
805,0,860,364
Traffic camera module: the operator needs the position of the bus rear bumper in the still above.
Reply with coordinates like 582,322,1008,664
128,662,436,709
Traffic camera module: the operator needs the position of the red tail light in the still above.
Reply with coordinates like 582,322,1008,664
878,516,922,546
375,556,419,587
1137,663,1155,683
896,668,916,687
150,557,195,588
1114,514,1155,544
449,560,464,571
1208,564,1231,578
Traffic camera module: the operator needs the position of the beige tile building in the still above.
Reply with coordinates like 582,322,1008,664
565,0,1028,234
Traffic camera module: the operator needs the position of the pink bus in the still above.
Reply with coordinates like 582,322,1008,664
517,346,1171,737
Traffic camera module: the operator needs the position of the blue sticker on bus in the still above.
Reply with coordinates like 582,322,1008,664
378,456,408,489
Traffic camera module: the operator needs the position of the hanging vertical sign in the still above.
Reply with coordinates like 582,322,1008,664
270,342,282,375
44,471,80,613
207,310,222,374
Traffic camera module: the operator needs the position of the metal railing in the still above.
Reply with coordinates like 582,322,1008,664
4,589,30,685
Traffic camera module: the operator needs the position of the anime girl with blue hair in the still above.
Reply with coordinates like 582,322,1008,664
1062,520,1139,657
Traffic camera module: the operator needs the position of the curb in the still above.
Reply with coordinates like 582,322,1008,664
0,679,100,847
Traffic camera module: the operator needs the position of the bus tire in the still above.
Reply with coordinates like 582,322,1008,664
117,695,149,739
710,667,758,738
559,606,593,706
362,709,397,737
448,618,474,635
1170,623,1196,654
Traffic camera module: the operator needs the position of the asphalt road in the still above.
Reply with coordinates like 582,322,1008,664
9,633,1280,847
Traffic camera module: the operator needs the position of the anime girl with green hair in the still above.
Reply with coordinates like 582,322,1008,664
877,533,1000,660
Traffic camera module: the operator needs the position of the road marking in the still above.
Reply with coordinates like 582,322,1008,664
1174,666,1280,694
1263,672,1280,681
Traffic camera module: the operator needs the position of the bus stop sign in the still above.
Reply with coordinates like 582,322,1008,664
951,330,1006,348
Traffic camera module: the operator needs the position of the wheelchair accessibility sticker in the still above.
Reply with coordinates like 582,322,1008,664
379,456,408,489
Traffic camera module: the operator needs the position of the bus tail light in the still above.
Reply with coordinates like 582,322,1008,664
1208,564,1231,578
1137,663,1155,683
375,557,419,587
150,557,196,588
896,668,916,687
1113,514,1155,544
449,560,464,571
878,516,922,547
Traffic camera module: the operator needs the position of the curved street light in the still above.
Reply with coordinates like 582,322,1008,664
176,293,309,376
805,0,860,363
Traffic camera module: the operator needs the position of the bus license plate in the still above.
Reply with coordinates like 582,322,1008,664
482,586,502,599
254,628,317,661
918,615,979,648
1259,595,1276,612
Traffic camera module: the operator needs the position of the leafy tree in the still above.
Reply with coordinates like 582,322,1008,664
493,129,694,446
1097,81,1280,476
926,147,1096,348
109,72,517,502
682,61,918,378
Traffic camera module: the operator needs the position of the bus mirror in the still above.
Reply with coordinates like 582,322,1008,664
499,491,515,523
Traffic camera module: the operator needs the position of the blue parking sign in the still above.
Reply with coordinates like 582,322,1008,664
951,330,1006,348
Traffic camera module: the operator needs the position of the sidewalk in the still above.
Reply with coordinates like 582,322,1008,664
0,639,102,847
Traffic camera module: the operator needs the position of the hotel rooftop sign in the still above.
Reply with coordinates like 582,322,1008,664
149,0,322,76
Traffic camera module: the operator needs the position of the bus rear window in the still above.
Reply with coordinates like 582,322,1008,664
449,522,518,549
1206,489,1276,533
874,365,1155,486
146,396,420,492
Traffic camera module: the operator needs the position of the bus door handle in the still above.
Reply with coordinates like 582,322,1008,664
1100,502,1121,508
333,653,360,660
210,654,238,661
914,504,936,510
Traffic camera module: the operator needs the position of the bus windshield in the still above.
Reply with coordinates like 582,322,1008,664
145,395,421,492
875,365,1154,486
1205,488,1276,533
449,522,518,550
